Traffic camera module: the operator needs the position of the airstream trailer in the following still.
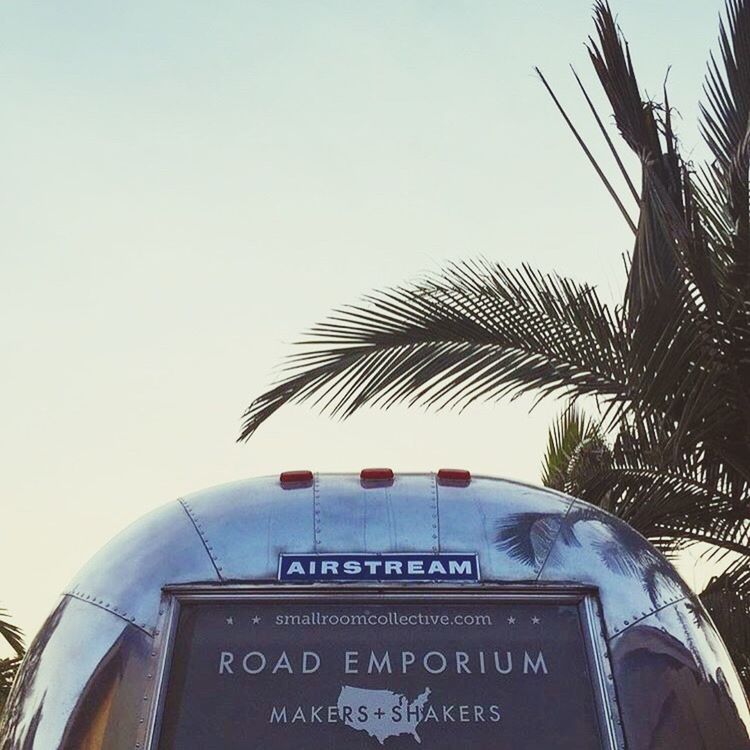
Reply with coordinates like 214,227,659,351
1,471,748,749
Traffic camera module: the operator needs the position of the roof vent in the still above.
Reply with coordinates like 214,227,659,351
360,467,394,485
437,468,471,486
279,470,314,488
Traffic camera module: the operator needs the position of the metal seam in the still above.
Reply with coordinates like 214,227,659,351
137,594,175,750
364,482,370,551
63,591,155,637
313,473,321,551
534,495,578,581
177,497,224,580
431,473,440,553
607,594,691,641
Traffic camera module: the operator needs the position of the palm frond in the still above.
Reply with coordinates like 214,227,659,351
535,67,637,233
0,610,23,658
541,403,606,491
580,436,750,557
700,0,750,267
239,261,627,440
0,656,22,714
587,0,683,312
700,554,750,690
587,1,661,158
570,63,640,204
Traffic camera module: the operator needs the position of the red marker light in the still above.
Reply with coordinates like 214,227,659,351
360,467,394,483
279,470,313,487
437,468,471,486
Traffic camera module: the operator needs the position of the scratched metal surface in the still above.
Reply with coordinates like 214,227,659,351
1,473,748,749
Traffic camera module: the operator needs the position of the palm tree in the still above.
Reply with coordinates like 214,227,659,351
0,609,24,714
239,0,750,686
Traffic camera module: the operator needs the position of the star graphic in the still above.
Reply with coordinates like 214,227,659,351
252,616,261,625
531,616,541,625
226,617,234,626
507,616,516,625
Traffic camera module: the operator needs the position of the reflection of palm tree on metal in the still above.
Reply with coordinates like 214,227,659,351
612,624,749,747
496,504,719,683
495,507,684,606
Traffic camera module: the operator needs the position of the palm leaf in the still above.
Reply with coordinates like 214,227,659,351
700,0,750,269
579,427,750,557
0,610,23,658
587,1,684,312
239,261,627,440
700,555,750,689
541,403,605,491
0,656,22,714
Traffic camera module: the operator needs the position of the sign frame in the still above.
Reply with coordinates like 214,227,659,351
277,552,481,582
143,585,624,750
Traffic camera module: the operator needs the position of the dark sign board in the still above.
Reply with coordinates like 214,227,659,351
278,553,480,582
156,597,605,749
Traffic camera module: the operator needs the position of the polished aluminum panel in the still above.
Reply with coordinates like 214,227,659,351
64,499,220,634
610,598,750,748
2,473,748,750
179,477,315,580
316,474,439,552
0,596,151,749
437,477,575,580
537,500,693,638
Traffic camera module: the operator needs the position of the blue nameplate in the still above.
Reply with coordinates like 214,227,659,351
278,553,480,582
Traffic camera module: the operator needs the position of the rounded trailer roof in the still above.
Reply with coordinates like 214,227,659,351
2,473,749,749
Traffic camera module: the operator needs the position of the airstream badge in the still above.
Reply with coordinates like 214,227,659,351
278,553,480,582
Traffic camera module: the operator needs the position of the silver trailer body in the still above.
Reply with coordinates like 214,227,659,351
1,473,748,749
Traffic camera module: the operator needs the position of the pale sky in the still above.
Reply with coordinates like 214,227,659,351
1,0,718,641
